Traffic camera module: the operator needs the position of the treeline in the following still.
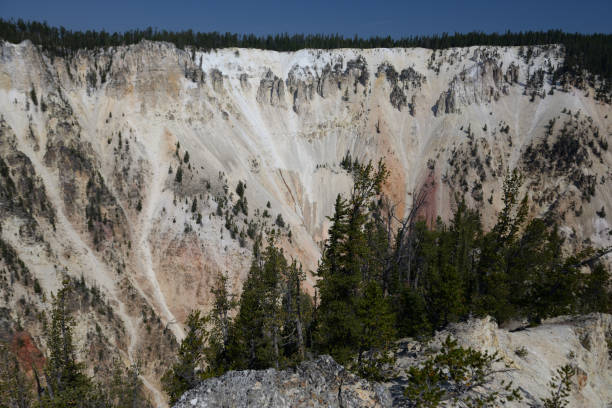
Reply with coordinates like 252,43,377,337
1,19,611,83
163,161,611,404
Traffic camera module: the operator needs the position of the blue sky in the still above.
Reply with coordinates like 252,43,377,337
1,0,610,37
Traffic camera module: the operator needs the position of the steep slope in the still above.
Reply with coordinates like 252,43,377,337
0,40,610,403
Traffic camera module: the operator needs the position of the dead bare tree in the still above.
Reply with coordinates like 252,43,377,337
379,179,432,294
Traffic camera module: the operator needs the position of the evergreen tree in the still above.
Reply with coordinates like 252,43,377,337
315,160,396,378
542,365,575,408
404,336,522,407
175,166,183,184
0,342,32,408
580,263,612,314
234,238,268,369
354,280,395,380
280,260,309,363
204,273,238,376
107,360,151,408
474,171,527,323
161,310,209,405
41,279,96,407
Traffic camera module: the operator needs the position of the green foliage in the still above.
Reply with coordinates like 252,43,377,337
315,160,396,379
106,360,151,408
353,280,396,380
29,88,38,106
391,170,610,336
162,236,312,399
580,263,612,314
275,214,285,228
175,166,183,184
514,346,528,359
161,310,209,405
160,159,609,403
233,196,248,216
41,280,96,407
203,273,238,377
235,181,245,198
404,336,522,407
0,342,32,408
542,364,575,408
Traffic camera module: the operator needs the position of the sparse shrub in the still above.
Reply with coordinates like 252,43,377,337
275,213,285,228
515,346,528,358
404,336,522,407
30,87,38,106
236,181,245,198
542,364,575,408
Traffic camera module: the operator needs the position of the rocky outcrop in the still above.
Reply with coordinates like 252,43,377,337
433,88,457,116
257,69,286,106
434,58,507,116
174,315,612,408
505,62,520,83
286,65,316,114
210,69,224,93
390,314,612,407
377,63,425,111
174,355,392,408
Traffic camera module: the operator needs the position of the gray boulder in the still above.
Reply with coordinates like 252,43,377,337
173,355,392,408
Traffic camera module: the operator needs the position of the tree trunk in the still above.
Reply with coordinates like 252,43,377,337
272,325,279,370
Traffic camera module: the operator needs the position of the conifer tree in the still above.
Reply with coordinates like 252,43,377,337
204,272,238,376
161,310,209,405
281,260,308,363
0,342,32,408
315,160,396,378
42,279,95,407
234,238,268,369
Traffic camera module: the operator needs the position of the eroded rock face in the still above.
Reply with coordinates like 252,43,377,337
174,355,392,408
257,69,286,106
390,314,612,408
0,40,610,405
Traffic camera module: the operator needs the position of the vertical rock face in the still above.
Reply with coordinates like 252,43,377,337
256,69,286,106
210,69,224,93
0,40,610,404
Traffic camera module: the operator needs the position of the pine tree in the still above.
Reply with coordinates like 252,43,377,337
474,171,527,323
543,365,575,408
204,273,238,376
107,360,151,408
354,280,395,380
234,238,268,369
404,336,522,407
259,237,285,369
0,342,32,408
315,160,396,377
41,279,96,407
161,310,209,405
281,260,309,363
